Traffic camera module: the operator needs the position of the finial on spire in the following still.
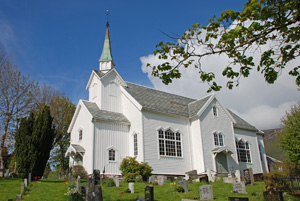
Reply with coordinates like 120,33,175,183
105,10,111,28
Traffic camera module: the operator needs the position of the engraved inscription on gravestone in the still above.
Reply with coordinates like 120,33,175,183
233,182,247,194
200,185,213,200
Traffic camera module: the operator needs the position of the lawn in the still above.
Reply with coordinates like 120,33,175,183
1,178,299,201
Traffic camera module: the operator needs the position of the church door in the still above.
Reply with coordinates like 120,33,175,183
215,152,228,174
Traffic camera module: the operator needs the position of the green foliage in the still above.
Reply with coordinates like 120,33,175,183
119,157,153,182
107,178,116,187
71,165,88,179
148,0,300,92
175,185,184,193
15,106,55,178
279,103,300,168
264,170,290,191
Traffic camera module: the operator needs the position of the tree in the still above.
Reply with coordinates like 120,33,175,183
119,157,153,182
15,106,55,178
279,102,300,169
147,0,300,92
0,45,38,176
33,85,75,176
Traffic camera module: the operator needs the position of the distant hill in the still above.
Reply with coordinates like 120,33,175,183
262,128,287,161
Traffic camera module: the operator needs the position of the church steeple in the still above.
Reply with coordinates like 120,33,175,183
99,10,115,72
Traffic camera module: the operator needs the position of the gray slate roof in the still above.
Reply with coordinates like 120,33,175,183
124,82,258,132
82,100,130,125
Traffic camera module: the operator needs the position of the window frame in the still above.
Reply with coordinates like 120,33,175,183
158,128,182,158
78,129,83,141
213,132,224,147
236,139,252,163
212,105,218,117
134,133,138,156
108,149,115,162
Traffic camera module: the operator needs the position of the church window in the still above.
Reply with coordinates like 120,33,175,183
134,134,138,156
79,129,83,141
236,140,251,163
214,132,224,146
108,149,115,161
158,129,182,157
213,106,218,117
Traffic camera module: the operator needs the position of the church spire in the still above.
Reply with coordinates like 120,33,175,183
99,10,115,72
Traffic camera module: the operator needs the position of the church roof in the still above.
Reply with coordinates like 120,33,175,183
123,82,258,132
99,27,113,62
82,100,130,125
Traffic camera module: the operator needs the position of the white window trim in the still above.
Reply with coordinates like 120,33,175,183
133,133,138,156
107,146,118,163
157,128,183,159
78,127,83,141
213,132,224,147
236,139,252,163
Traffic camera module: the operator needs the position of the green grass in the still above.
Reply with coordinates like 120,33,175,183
1,178,299,201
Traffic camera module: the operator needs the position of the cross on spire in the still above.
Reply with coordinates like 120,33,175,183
105,10,111,28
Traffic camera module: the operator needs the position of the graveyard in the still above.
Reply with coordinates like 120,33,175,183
1,176,299,201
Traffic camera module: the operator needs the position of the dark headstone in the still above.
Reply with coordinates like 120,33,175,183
93,169,101,185
28,173,31,184
8,199,13,201
228,197,249,201
243,168,254,185
178,180,188,192
145,186,154,201
199,175,209,184
86,177,93,201
263,191,283,201
95,185,103,201
81,186,86,200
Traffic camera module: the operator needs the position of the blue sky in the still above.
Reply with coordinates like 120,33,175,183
1,0,299,129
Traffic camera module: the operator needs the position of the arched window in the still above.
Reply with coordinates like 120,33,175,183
213,132,224,146
134,134,138,156
236,140,251,163
212,106,218,117
158,129,182,157
108,149,115,161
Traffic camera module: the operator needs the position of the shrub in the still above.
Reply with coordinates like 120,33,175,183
71,165,88,179
264,170,289,191
119,157,153,182
107,178,116,187
175,186,184,193
152,181,158,185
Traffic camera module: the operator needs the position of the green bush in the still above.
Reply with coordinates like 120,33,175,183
264,170,289,191
119,157,153,182
107,178,115,187
175,186,184,193
71,165,88,180
152,181,158,185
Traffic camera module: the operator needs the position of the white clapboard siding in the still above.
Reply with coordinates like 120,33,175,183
93,122,130,175
142,111,192,175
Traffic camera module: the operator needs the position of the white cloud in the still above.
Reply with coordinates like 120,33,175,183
0,18,16,50
140,26,299,130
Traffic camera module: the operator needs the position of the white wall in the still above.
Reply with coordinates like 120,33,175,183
257,134,269,173
69,102,94,174
93,122,130,175
199,99,237,173
142,111,192,175
190,118,205,173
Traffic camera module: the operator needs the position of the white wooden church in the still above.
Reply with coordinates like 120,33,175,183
65,23,269,177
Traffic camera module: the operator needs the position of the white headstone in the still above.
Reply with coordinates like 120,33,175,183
24,178,28,187
235,170,241,182
158,176,164,186
114,176,119,187
200,185,214,200
129,182,134,193
206,169,213,182
233,182,247,194
76,176,81,192
149,175,155,184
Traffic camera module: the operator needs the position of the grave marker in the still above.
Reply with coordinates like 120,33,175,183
178,180,189,192
28,173,31,184
233,182,247,194
24,178,28,187
76,176,81,192
93,169,101,185
81,186,86,200
145,185,154,201
200,185,214,200
129,182,134,193
16,195,22,200
149,175,155,184
158,176,164,186
228,197,249,201
243,168,254,185
21,183,25,194
95,185,103,201
263,191,283,201
114,176,119,187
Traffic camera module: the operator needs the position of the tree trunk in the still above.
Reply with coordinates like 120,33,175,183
0,148,3,177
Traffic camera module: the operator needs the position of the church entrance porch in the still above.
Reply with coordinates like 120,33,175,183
215,152,228,174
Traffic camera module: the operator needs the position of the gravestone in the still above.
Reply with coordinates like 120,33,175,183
178,180,189,192
95,185,103,201
199,175,209,184
233,182,247,194
243,168,254,185
24,178,28,187
81,186,86,200
228,197,249,201
129,182,134,193
76,176,81,192
145,185,154,201
4,169,9,178
235,170,241,182
263,191,283,201
207,169,213,182
86,177,93,201
158,175,164,186
28,173,31,184
185,170,198,183
21,183,25,194
114,176,119,187
200,185,213,200
16,195,22,200
149,175,155,184
93,169,101,185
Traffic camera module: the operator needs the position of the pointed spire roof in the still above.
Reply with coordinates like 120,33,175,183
99,16,113,62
